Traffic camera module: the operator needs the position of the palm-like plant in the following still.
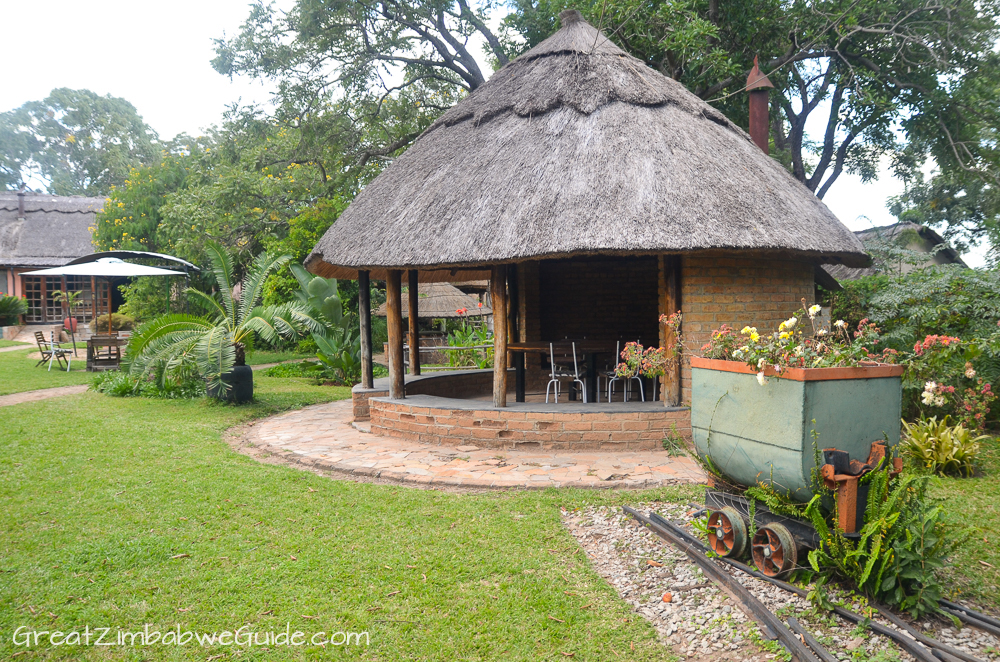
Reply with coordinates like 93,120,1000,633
125,242,321,391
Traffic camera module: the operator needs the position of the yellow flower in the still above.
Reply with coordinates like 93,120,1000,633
750,331,760,342
779,331,791,340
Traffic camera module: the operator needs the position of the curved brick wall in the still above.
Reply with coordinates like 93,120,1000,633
369,395,691,450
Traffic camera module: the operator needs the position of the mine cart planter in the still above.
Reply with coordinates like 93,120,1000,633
690,356,905,503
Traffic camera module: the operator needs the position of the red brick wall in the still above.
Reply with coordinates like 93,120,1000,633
679,253,815,402
370,398,691,450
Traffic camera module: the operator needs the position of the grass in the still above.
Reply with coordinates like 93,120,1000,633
0,373,701,660
0,348,92,396
932,434,1000,607
0,339,29,348
245,349,312,366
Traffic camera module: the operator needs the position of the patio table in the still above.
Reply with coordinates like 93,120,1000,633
507,341,614,403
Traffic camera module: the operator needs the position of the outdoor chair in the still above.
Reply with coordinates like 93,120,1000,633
35,331,72,372
606,340,644,402
546,342,586,404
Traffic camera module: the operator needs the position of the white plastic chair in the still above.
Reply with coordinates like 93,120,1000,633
46,331,72,372
545,342,586,403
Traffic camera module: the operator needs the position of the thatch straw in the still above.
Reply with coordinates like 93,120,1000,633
307,10,868,280
374,282,491,318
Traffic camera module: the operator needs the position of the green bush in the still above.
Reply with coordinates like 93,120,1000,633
901,416,985,476
806,465,961,617
0,295,28,325
91,370,203,399
90,313,135,333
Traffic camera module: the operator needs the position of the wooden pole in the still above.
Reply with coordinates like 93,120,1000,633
91,276,97,324
407,269,420,375
659,255,683,406
491,265,508,408
358,270,374,389
386,270,405,399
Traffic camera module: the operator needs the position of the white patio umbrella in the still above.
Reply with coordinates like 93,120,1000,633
23,258,185,334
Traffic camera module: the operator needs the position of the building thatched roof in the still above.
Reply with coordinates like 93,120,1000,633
0,192,103,268
823,222,966,282
307,10,868,281
375,282,491,319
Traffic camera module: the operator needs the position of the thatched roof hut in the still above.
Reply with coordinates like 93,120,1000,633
307,10,867,281
375,282,491,319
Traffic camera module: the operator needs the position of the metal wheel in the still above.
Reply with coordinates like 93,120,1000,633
751,523,798,578
707,507,748,558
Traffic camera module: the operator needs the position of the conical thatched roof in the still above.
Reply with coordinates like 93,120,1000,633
307,10,868,280
374,282,491,318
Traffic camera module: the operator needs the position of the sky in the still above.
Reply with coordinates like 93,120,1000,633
2,0,985,267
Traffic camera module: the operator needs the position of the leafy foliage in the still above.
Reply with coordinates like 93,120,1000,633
806,466,960,617
125,243,321,392
91,369,204,399
0,295,27,325
289,263,361,384
445,316,493,368
0,88,157,195
901,416,985,476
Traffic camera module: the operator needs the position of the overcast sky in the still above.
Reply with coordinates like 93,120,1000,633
3,0,984,266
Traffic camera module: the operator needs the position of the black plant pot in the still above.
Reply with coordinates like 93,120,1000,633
206,365,254,403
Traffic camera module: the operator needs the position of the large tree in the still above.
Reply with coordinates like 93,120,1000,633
216,0,1000,201
0,88,158,195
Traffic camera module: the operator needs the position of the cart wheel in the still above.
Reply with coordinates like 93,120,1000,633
707,507,747,558
751,523,798,578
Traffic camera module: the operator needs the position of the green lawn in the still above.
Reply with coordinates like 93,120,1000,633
0,348,92,395
934,434,1000,607
0,374,700,660
0,339,29,348
245,349,312,366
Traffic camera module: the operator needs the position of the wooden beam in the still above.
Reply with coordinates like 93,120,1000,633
659,255,683,406
358,270,374,389
408,269,420,375
386,270,405,399
491,265,508,408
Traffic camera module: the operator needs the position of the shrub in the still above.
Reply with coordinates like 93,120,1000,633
90,313,135,333
805,465,961,617
901,416,985,476
91,370,203,399
0,295,28,325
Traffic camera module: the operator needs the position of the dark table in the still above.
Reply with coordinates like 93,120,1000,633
507,341,614,403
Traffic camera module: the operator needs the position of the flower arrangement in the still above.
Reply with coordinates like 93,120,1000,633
613,312,683,381
702,299,899,385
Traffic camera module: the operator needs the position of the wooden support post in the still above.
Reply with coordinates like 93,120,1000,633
491,265,508,408
408,269,420,376
358,270,374,389
386,270,405,399
91,276,97,323
659,255,683,406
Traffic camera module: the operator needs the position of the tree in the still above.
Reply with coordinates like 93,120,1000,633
217,0,1000,200
0,88,158,195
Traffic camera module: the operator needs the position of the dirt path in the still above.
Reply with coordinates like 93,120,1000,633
0,384,90,407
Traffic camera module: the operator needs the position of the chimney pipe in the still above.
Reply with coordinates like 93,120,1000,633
17,186,25,219
746,56,774,154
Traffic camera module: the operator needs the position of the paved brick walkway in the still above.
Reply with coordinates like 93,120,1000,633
248,399,705,489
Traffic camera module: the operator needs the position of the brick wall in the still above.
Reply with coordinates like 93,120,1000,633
370,398,691,450
679,253,815,402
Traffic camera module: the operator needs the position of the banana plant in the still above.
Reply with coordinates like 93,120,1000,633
289,263,361,384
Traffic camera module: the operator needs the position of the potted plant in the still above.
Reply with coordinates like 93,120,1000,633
692,301,905,501
52,290,84,333
124,243,321,403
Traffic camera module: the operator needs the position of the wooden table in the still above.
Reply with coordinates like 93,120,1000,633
86,335,126,372
507,341,615,403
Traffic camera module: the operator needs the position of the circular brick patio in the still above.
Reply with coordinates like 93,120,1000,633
247,399,705,490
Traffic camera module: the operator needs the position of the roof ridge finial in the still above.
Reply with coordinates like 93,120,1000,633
559,9,584,26
746,55,774,91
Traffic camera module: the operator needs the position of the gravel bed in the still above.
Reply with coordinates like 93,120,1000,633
563,503,1000,662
